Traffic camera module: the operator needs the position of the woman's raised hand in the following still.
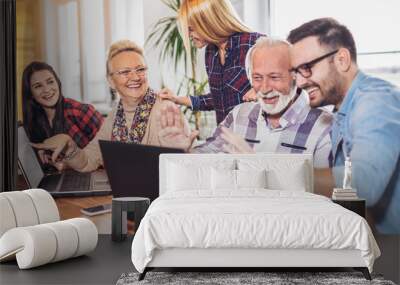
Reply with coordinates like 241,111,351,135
157,102,198,152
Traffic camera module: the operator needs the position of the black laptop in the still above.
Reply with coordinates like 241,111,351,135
99,140,184,201
17,126,111,197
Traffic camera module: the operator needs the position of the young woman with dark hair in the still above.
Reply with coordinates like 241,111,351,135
22,61,103,165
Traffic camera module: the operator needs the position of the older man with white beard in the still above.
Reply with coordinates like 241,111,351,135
158,37,333,168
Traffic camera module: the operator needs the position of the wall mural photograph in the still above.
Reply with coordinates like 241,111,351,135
1,0,399,284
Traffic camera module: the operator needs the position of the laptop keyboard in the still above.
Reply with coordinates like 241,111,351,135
60,171,91,191
40,174,61,190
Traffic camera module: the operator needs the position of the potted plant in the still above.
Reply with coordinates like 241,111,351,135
146,0,209,132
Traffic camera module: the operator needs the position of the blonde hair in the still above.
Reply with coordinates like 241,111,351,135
106,39,144,74
245,37,291,84
179,0,251,62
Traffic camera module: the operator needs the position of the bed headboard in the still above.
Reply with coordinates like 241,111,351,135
159,153,314,195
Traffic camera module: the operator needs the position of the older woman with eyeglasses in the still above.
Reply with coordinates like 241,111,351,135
32,40,193,172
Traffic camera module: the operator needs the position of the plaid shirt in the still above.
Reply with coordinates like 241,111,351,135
193,89,333,168
190,32,264,124
63,98,103,148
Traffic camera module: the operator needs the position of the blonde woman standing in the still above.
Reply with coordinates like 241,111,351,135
159,0,264,124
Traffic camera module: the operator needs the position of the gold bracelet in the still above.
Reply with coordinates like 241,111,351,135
63,144,78,161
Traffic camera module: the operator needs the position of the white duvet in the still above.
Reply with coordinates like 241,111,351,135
131,190,380,273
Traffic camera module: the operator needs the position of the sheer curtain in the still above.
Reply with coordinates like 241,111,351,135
0,0,17,192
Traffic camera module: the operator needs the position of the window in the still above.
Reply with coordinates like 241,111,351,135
43,0,108,110
270,0,400,86
42,0,145,114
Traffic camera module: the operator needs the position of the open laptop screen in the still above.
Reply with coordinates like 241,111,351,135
17,126,45,188
99,140,184,201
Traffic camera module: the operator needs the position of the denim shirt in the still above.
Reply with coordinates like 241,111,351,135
331,71,400,234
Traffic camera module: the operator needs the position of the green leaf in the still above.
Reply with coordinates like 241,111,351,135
145,0,196,73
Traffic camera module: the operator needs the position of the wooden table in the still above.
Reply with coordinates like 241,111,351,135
54,194,137,235
18,173,114,234
55,195,113,234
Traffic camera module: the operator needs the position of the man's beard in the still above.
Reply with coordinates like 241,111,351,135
321,73,343,106
320,68,344,107
320,85,342,107
257,86,297,115
303,66,344,108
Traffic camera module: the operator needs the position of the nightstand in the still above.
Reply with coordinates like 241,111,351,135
111,197,150,242
332,199,366,218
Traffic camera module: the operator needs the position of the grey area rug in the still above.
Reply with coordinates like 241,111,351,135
116,271,396,285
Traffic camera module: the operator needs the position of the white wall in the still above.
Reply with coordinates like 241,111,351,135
43,0,82,101
243,0,270,35
43,0,108,106
42,0,59,72
57,1,81,101
79,0,107,104
142,0,171,90
109,0,144,47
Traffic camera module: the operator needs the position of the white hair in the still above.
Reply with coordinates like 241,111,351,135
245,37,291,85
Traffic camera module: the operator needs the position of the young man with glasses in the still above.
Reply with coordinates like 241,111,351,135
288,18,400,234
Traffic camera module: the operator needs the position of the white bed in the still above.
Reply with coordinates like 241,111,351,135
131,154,380,280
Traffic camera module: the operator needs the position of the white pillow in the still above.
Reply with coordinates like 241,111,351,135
211,169,267,190
237,158,308,191
236,169,267,189
167,163,211,191
211,168,236,190
266,168,306,191
166,159,236,192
